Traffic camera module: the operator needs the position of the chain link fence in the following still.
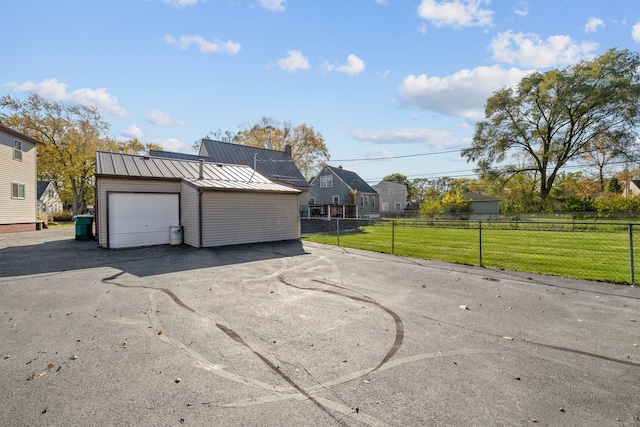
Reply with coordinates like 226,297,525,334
301,218,640,284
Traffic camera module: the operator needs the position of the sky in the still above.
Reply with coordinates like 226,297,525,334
2,0,640,184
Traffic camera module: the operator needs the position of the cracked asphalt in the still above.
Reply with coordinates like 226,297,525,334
1,227,639,426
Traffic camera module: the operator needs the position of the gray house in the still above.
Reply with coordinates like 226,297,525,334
95,151,300,249
309,165,379,218
463,192,500,218
373,181,407,216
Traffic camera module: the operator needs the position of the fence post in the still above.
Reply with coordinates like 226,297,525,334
629,223,634,284
391,219,395,255
336,218,340,247
479,220,483,267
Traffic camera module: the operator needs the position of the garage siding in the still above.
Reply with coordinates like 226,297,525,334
96,178,181,248
201,192,299,247
180,182,200,247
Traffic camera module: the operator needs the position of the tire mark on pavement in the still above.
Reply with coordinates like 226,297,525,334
216,323,348,426
417,314,640,368
279,275,404,372
101,271,195,312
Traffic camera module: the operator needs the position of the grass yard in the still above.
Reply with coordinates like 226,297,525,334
303,221,638,284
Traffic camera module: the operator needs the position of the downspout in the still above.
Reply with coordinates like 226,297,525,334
198,189,203,248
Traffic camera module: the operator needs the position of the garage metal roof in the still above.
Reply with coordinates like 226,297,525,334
96,151,300,193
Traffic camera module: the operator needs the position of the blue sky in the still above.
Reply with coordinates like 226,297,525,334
2,0,639,183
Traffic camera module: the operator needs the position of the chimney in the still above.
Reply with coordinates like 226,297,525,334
198,159,204,180
338,165,343,170
284,144,292,158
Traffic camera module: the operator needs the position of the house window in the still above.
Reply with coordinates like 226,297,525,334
320,175,333,188
309,197,316,204
360,196,364,207
395,202,402,211
372,197,376,207
382,202,389,211
11,183,25,199
388,188,394,196
365,196,369,206
13,140,23,161
332,195,340,204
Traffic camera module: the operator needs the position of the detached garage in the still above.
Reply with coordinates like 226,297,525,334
95,151,300,249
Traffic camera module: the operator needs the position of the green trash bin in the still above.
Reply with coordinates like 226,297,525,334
74,215,94,240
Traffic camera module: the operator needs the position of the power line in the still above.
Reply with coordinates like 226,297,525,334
332,147,465,162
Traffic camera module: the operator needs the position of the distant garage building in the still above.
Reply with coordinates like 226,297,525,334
95,151,300,249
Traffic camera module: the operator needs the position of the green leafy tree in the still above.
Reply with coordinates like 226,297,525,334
605,176,622,193
561,197,596,213
234,116,329,179
441,188,471,214
419,197,444,219
462,48,640,200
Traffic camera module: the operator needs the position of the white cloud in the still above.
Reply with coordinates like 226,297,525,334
584,17,604,33
146,109,184,126
276,50,310,72
6,78,127,117
355,147,395,160
418,23,428,34
490,30,598,68
374,0,390,5
259,0,286,12
397,65,533,121
162,0,204,8
153,138,190,152
513,0,528,17
417,0,494,29
351,128,451,145
122,125,143,139
633,22,640,42
164,35,241,54
337,55,366,76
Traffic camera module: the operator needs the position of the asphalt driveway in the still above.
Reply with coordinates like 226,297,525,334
1,228,639,426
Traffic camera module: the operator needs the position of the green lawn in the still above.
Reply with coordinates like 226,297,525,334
303,221,638,284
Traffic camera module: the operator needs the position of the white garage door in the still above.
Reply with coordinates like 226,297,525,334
108,193,179,249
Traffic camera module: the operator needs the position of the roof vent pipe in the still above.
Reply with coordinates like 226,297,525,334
284,144,292,157
198,159,204,180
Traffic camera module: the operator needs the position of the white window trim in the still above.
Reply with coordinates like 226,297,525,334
395,202,402,211
320,175,333,188
382,202,389,211
11,182,25,199
388,188,394,196
309,197,316,204
332,195,340,204
13,140,23,161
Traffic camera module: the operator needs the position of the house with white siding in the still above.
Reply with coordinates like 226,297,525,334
37,180,63,219
0,123,45,233
95,151,300,249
